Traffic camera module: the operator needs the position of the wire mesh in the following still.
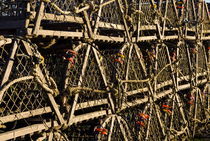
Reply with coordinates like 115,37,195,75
100,0,122,24
179,44,190,77
0,39,52,130
157,46,171,84
0,42,10,82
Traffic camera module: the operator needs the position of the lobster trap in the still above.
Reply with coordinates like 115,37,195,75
0,0,210,140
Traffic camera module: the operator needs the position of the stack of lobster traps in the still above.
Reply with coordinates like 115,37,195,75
0,0,209,140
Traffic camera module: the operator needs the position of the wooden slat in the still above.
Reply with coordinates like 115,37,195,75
136,36,157,41
185,36,196,40
70,110,110,125
0,40,18,88
30,12,169,31
0,107,52,124
0,121,58,140
201,36,210,40
126,87,148,96
28,28,84,38
125,72,206,96
0,38,12,46
164,35,179,40
76,99,108,110
122,78,207,110
94,35,124,42
27,28,125,42
33,2,45,34
39,12,83,23
97,21,124,30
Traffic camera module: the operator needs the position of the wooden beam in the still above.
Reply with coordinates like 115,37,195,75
121,78,207,110
33,2,45,35
108,116,115,141
30,12,83,23
0,40,18,87
0,121,58,140
82,11,94,38
92,48,115,113
0,38,12,46
93,0,104,34
97,22,124,30
76,99,108,110
162,0,169,36
69,110,110,125
67,46,91,126
29,13,162,31
116,116,128,141
0,107,52,124
28,28,85,38
117,0,131,42
125,72,206,96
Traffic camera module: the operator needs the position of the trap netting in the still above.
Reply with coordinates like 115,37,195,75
156,45,171,84
43,44,111,121
100,0,122,24
197,45,208,74
0,39,54,133
178,43,191,82
0,41,10,81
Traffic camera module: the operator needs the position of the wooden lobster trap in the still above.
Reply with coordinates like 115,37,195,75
0,0,209,140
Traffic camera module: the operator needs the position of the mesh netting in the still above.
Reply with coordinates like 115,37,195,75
157,46,171,84
179,44,190,77
0,40,52,127
0,79,48,117
140,0,154,25
100,0,122,24
0,42,10,81
197,45,207,73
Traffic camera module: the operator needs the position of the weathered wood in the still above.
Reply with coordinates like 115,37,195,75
28,28,85,38
122,78,207,110
92,47,116,113
117,0,131,42
70,110,110,125
82,11,94,38
76,99,108,110
0,40,18,87
67,46,91,126
93,0,104,34
33,2,45,35
29,12,167,31
205,2,210,20
0,121,58,140
108,116,115,141
0,38,12,46
68,86,107,93
30,12,83,23
116,116,128,141
0,107,52,124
